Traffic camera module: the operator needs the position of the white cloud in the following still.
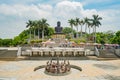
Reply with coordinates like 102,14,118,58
0,3,54,38
0,4,52,19
97,9,120,32
82,0,113,6
82,9,98,18
55,1,83,18
0,0,120,38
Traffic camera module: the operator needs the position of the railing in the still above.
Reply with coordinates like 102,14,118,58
19,47,85,57
17,47,21,57
95,46,99,56
115,49,120,57
108,46,115,53
105,46,120,58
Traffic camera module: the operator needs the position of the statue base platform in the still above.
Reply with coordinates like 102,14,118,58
52,33,66,39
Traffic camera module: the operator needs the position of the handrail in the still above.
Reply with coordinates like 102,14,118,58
108,46,120,57
108,46,115,53
115,49,120,57
17,47,21,57
95,46,99,56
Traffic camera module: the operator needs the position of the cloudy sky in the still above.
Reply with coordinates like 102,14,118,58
0,0,120,39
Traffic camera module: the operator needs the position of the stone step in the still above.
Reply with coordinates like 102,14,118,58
98,50,118,58
0,50,17,58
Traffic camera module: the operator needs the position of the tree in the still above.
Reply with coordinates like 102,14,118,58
46,27,54,36
84,17,89,34
111,30,120,44
0,39,12,47
26,20,34,41
87,21,93,34
37,20,41,39
105,30,114,43
62,27,73,34
79,19,85,37
40,18,49,41
91,15,102,43
62,27,75,39
68,19,75,38
0,38,2,46
32,20,37,39
74,17,80,38
13,29,29,46
96,32,106,44
1,39,13,47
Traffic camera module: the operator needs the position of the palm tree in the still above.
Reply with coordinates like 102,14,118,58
84,17,89,34
41,18,49,41
79,19,85,37
87,21,93,41
32,20,37,39
37,20,41,39
68,19,75,38
26,20,33,41
91,14,102,43
75,17,80,38
87,21,93,34
84,17,91,42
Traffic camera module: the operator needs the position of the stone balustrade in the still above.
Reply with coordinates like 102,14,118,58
19,47,95,57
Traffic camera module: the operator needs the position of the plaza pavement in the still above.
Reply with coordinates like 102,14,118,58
0,47,120,80
0,60,120,80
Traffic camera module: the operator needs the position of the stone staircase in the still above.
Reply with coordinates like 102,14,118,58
98,49,118,58
52,38,67,47
0,50,17,59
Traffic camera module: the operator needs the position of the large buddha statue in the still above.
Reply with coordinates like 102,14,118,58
55,21,63,33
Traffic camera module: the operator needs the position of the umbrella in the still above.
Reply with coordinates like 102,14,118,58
86,43,92,45
93,43,98,45
80,42,85,45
